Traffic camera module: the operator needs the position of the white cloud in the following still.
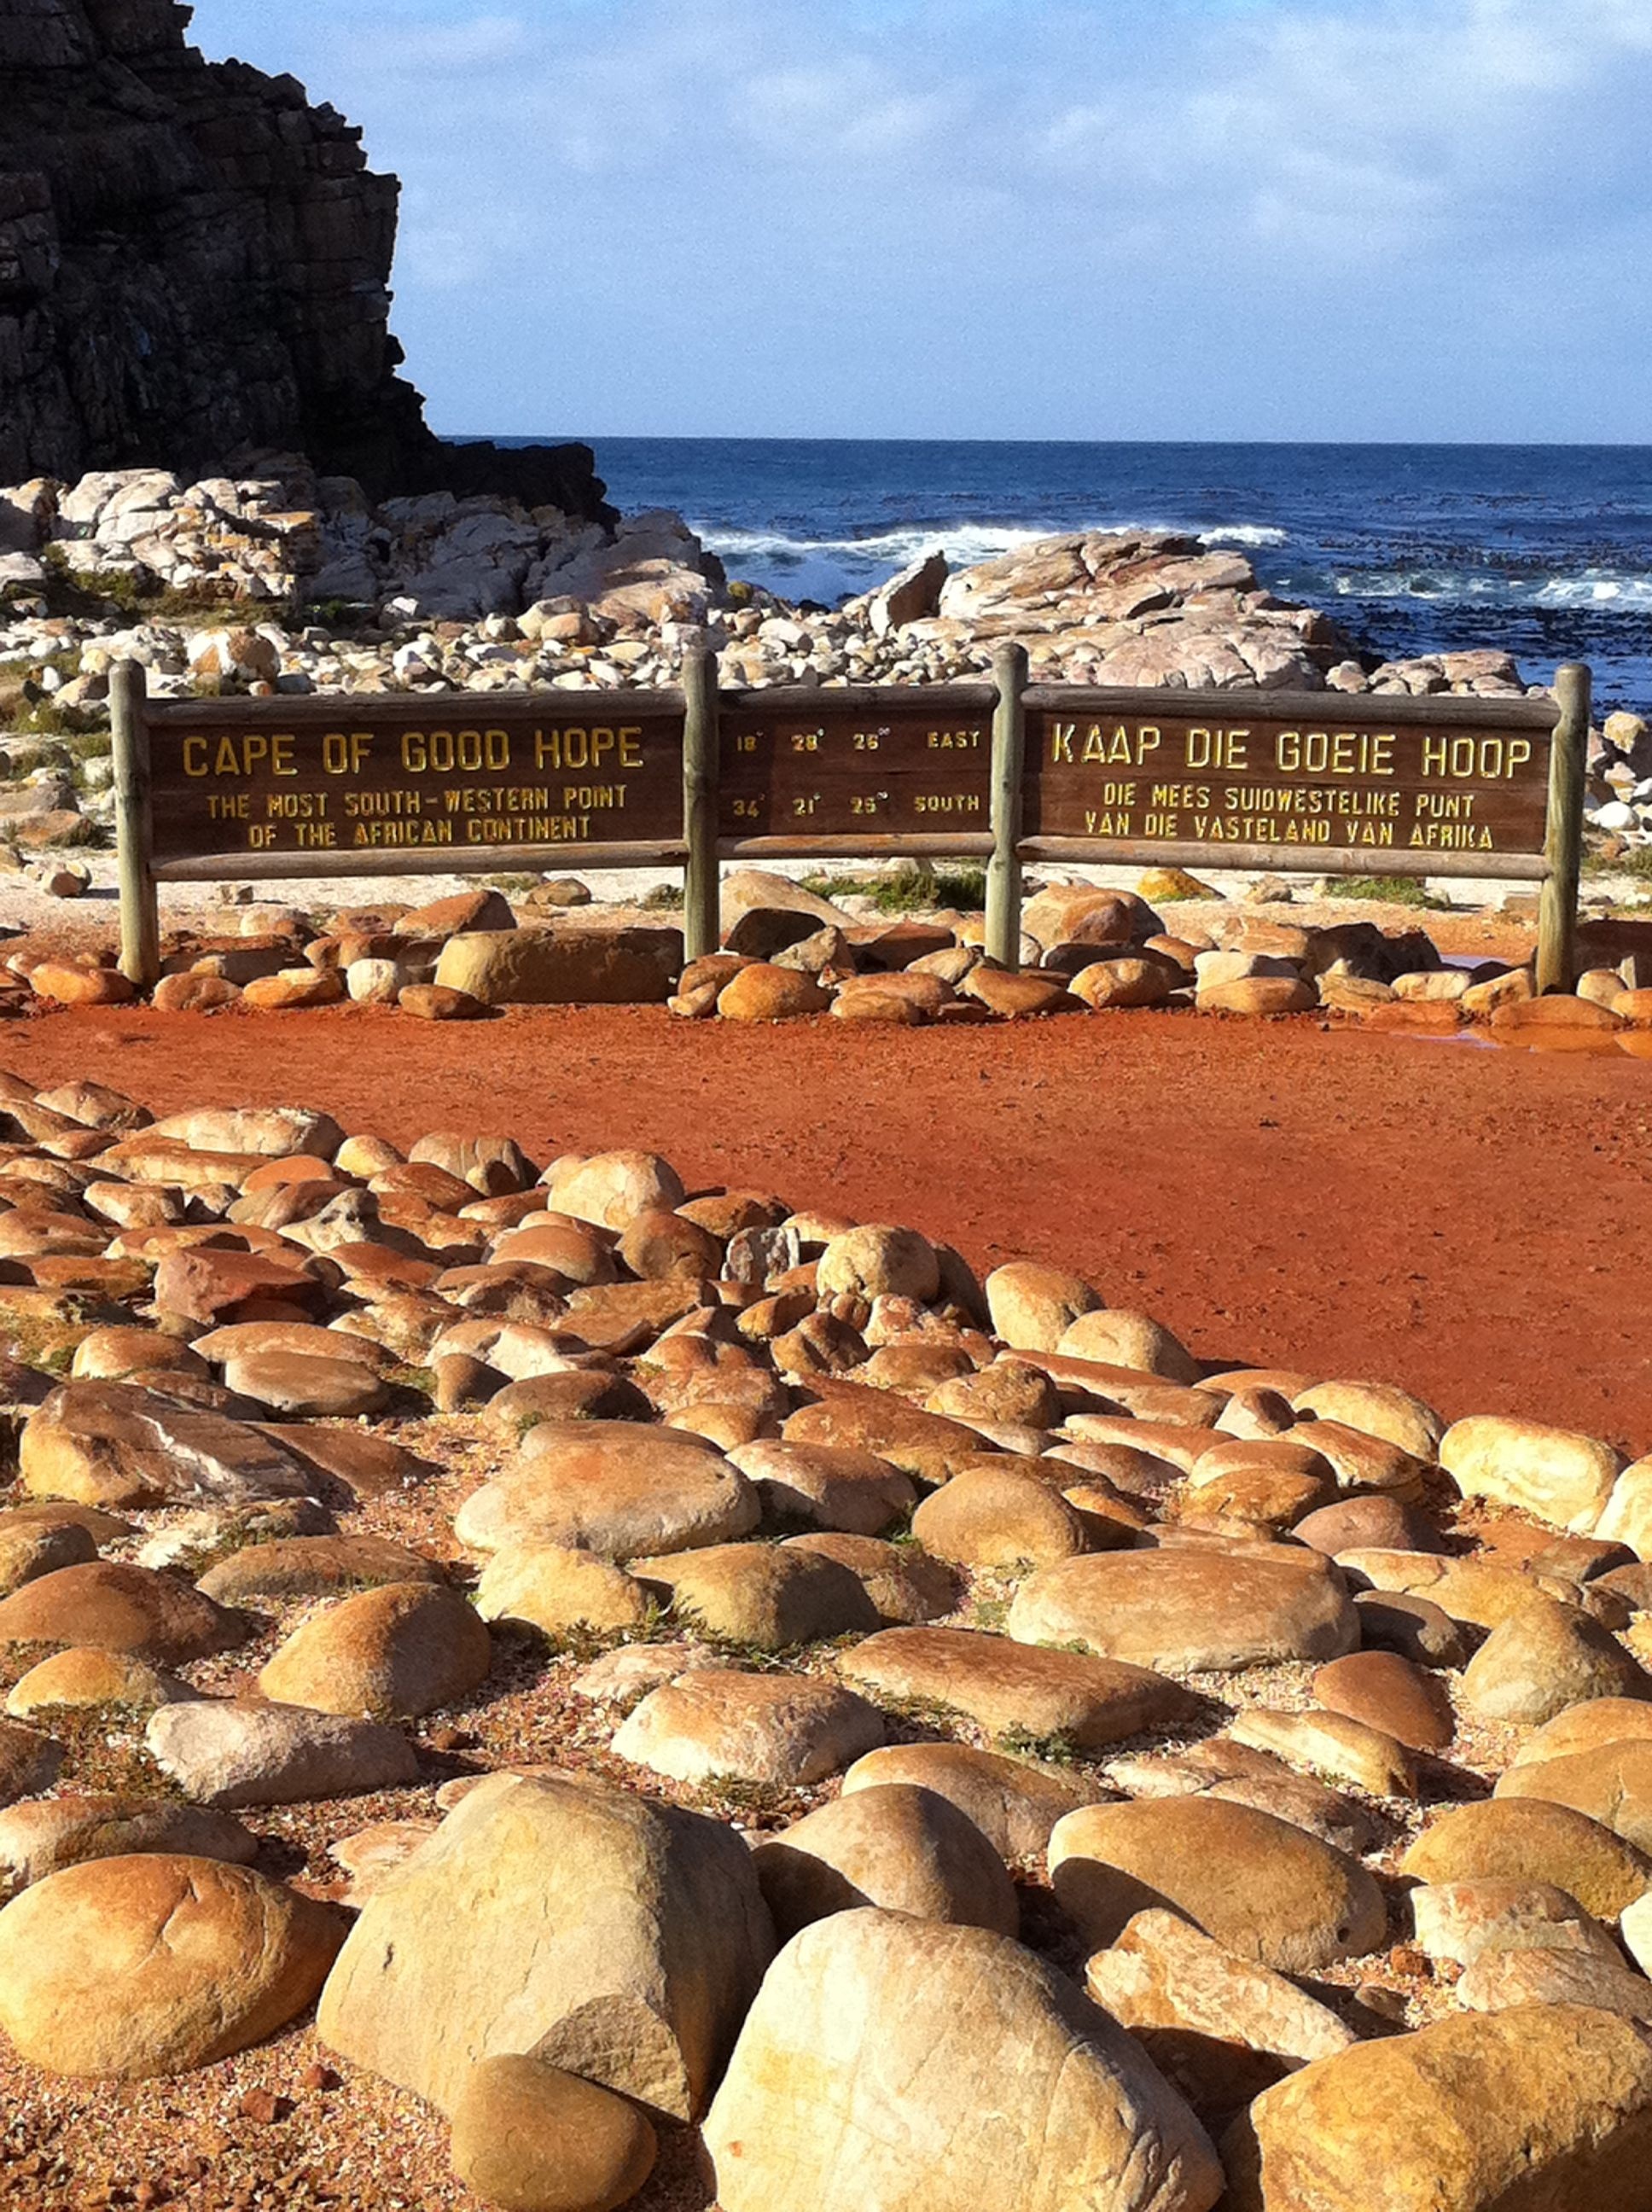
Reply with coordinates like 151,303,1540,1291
189,0,1652,434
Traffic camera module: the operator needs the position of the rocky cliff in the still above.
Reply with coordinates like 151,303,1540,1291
0,0,603,514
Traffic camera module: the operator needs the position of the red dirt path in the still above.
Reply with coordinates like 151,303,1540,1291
6,1001,1652,1449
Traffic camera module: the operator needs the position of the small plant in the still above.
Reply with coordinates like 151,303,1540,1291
1585,846,1652,882
481,874,540,894
995,1725,1084,1767
640,882,684,911
800,863,986,916
1333,875,1450,911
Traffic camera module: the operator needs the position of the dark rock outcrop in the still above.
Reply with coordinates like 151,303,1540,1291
0,0,603,514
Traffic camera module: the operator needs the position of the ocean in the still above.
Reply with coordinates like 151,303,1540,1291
514,439,1652,717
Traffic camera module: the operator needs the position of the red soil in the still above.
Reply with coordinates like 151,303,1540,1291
6,999,1650,1451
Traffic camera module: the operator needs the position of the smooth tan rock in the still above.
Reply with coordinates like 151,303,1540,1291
1462,1594,1649,1724
0,1517,96,1596
985,1261,1103,1352
1440,1414,1622,1531
197,1535,443,1606
782,1533,958,1624
1400,1800,1651,1918
1009,1547,1357,1673
318,1773,772,2120
1223,2005,1652,2212
704,1909,1223,2212
450,2054,658,2212
1597,1457,1652,1562
0,1796,258,1887
476,1546,651,1636
19,1380,317,1511
454,1423,759,1559
1312,1649,1455,1751
612,1668,884,1787
817,1223,939,1302
753,1783,1019,1940
544,1151,684,1230
1411,1880,1623,1968
1292,1379,1444,1462
0,1855,342,2077
636,1541,879,1650
259,1583,491,1720
728,1441,915,1535
1049,1797,1387,1970
0,1561,243,1665
1056,1309,1201,1382
911,1465,1089,1567
433,927,680,1007
146,1698,419,1807
1197,976,1315,1016
841,1742,1104,1859
1229,1707,1416,1798
1085,1908,1356,2124
4,1646,195,1718
1494,1740,1652,1852
718,964,830,1021
781,1380,990,1484
841,1624,1194,1749
1511,1697,1652,1768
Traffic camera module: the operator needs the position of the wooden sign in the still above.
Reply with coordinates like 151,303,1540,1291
143,695,686,870
108,651,1590,998
718,689,994,850
1022,693,1557,864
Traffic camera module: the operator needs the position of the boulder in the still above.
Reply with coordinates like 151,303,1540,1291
729,1441,916,1536
259,1583,492,1720
196,1534,444,1606
841,1624,1194,1749
0,1720,62,1804
4,1646,195,1717
1085,1908,1357,2124
717,964,831,1020
434,926,681,1006
1049,1797,1387,1970
751,1783,1019,1940
1510,1697,1652,1770
985,1262,1103,1350
841,1742,1105,1859
612,1668,884,1787
1461,1595,1649,1724
454,1423,759,1558
782,1532,958,1623
0,1856,342,2077
146,1698,419,1807
1009,1548,1358,1672
1411,1878,1623,1968
817,1223,939,1302
317,1773,773,2121
544,1151,685,1229
0,1562,244,1665
449,2054,658,2212
0,1796,257,1887
911,1466,1091,1567
1440,1415,1622,1532
634,1541,879,1649
1494,1740,1652,1852
1400,1800,1651,1919
1311,1650,1455,1752
703,1909,1223,2212
19,1381,319,1511
476,1546,652,1636
1224,2005,1652,2212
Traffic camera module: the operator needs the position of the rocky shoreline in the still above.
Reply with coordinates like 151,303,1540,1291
3,460,1650,885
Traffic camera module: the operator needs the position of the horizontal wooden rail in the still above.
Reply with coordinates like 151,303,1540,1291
1021,684,1561,730
1017,837,1551,882
153,841,688,884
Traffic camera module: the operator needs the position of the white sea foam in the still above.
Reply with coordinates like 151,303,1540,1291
698,515,1291,582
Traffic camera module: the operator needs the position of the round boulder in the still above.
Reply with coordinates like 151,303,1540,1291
259,1584,492,1720
450,2053,658,2212
752,1783,1018,1941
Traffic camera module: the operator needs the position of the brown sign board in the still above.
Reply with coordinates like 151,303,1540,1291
144,696,687,869
1023,695,1556,863
718,693,992,845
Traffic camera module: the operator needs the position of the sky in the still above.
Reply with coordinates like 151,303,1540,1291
195,0,1652,443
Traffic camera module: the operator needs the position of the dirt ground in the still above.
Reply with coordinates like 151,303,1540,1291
4,995,1649,1452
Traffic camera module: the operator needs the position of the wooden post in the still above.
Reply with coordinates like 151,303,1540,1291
1537,661,1590,995
110,658,160,990
986,641,1027,969
681,645,720,964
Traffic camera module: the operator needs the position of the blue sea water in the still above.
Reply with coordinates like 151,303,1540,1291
509,439,1652,716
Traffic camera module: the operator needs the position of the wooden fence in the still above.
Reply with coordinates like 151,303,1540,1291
109,648,1591,994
